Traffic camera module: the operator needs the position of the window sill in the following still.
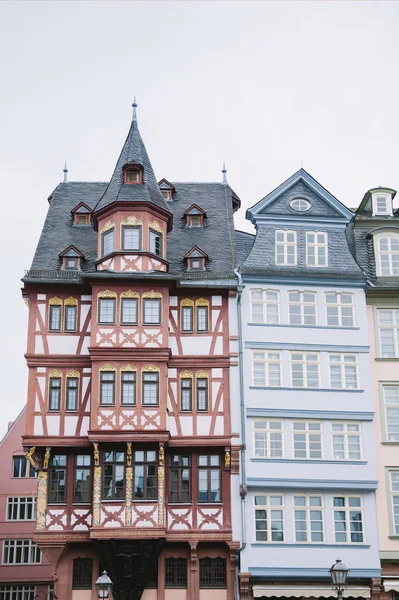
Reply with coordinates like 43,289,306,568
248,323,360,331
382,441,399,445
388,535,399,539
249,386,363,393
375,358,399,362
250,458,367,465
251,543,370,548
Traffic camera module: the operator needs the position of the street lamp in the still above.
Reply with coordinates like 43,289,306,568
95,571,113,599
329,559,349,600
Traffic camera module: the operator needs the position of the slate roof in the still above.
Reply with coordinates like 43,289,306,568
235,230,255,266
353,216,399,288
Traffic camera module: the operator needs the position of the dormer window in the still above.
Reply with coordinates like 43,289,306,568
184,204,206,227
185,247,207,271
124,166,142,185
59,246,83,271
71,202,92,225
372,193,392,216
75,214,90,225
374,231,399,276
158,178,175,201
161,189,172,200
65,258,78,270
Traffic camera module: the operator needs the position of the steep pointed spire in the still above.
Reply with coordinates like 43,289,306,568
222,162,228,185
63,161,68,184
94,102,171,220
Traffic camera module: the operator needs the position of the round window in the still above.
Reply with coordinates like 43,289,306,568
290,198,311,212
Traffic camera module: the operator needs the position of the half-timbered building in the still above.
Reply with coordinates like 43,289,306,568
21,102,241,600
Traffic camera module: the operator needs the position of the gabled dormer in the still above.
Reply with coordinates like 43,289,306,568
158,178,175,201
184,204,206,227
185,247,207,271
357,187,397,217
71,202,92,225
59,246,84,270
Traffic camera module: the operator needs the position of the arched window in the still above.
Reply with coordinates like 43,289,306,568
374,232,399,276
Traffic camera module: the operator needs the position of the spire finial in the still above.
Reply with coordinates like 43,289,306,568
222,162,227,185
132,96,138,122
63,161,68,184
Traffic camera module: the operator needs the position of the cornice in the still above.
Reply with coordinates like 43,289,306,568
88,430,170,443
23,435,91,447
25,355,92,368
89,347,171,362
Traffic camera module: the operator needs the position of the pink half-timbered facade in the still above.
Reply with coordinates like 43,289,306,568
21,103,241,600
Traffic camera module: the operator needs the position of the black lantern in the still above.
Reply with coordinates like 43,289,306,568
95,571,113,599
329,559,349,599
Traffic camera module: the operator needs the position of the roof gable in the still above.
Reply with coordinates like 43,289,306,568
185,246,208,259
184,204,206,217
59,245,84,258
71,202,92,215
158,178,175,191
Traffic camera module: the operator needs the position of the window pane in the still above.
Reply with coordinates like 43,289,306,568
182,307,193,331
99,299,115,324
102,229,114,256
121,299,138,324
64,305,77,331
122,226,141,251
144,300,161,324
49,305,61,331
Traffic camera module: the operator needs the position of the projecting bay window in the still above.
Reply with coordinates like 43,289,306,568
288,291,317,326
100,371,115,405
389,471,399,535
250,289,279,324
165,558,187,588
293,422,322,459
48,455,67,503
252,351,281,387
74,455,91,503
2,540,41,565
102,451,125,499
122,225,141,251
101,228,115,257
64,304,77,331
66,377,78,411
98,298,116,324
168,455,191,503
198,455,221,502
143,299,161,324
49,377,61,411
142,371,159,405
275,230,297,265
293,495,324,542
121,298,138,324
121,371,136,405
181,377,192,411
149,229,163,257
290,352,320,388
383,386,399,441
6,497,36,521
306,231,328,267
134,450,157,499
326,292,355,327
377,309,399,357
254,494,284,542
332,422,361,460
199,558,227,588
333,496,364,543
196,378,208,411
49,305,61,331
253,420,283,458
329,354,358,389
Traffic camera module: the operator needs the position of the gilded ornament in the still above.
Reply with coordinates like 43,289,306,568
49,297,63,306
93,443,100,466
120,290,139,298
142,290,162,299
64,297,78,306
224,450,231,471
121,216,143,226
158,443,164,467
195,370,209,379
125,466,133,526
93,466,101,526
196,298,209,306
49,369,63,378
142,364,160,372
99,364,117,372
43,447,51,470
121,365,136,372
36,471,48,530
66,370,80,379
23,296,30,307
148,221,164,234
126,442,132,467
181,298,194,307
180,370,193,380
24,447,37,470
100,221,115,234
98,289,117,299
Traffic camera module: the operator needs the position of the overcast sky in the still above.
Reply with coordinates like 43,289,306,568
1,0,399,438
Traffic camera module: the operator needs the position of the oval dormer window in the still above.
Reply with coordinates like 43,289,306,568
290,198,311,212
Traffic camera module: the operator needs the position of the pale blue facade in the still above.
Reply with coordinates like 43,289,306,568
235,170,381,599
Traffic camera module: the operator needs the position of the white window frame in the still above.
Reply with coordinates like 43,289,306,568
292,421,323,459
290,352,320,388
325,292,355,327
288,291,317,326
254,494,284,543
6,497,36,521
377,308,399,358
275,230,297,266
0,586,36,600
250,289,280,324
372,193,392,216
306,231,328,267
374,232,399,277
382,384,399,442
2,540,41,565
328,353,359,389
331,422,362,460
389,470,399,536
293,494,324,543
252,351,282,387
253,420,284,458
332,495,365,544
290,198,311,212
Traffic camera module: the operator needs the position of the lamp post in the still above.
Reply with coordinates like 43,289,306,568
329,559,349,600
96,570,113,599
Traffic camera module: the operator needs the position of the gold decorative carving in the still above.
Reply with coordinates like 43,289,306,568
142,364,160,372
125,466,133,526
120,290,139,298
66,370,80,379
196,298,209,306
195,370,209,379
100,221,115,234
93,465,101,526
64,297,78,306
121,216,143,227
158,443,165,526
126,442,132,467
98,289,117,299
49,297,62,306
37,470,48,530
121,364,136,372
181,298,194,307
23,295,30,307
224,449,231,471
180,370,193,379
43,447,51,470
49,369,63,378
142,290,162,299
93,443,99,467
99,364,117,372
149,221,164,234
24,446,37,470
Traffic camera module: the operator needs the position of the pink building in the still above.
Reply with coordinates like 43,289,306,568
0,408,52,599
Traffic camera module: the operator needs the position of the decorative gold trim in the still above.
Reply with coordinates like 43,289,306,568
99,364,116,372
142,365,160,373
181,298,194,307
24,447,37,470
43,447,51,470
121,364,136,372
121,216,143,227
142,290,162,299
149,221,164,234
195,370,209,379
49,296,62,306
93,466,101,527
66,370,80,378
93,443,99,467
23,296,30,307
98,289,117,299
100,221,115,234
180,370,193,379
49,369,63,378
64,297,78,306
121,290,139,299
196,298,209,307
36,471,48,530
158,442,165,526
125,466,133,526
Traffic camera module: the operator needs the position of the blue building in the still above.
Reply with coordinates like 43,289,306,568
234,170,381,600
